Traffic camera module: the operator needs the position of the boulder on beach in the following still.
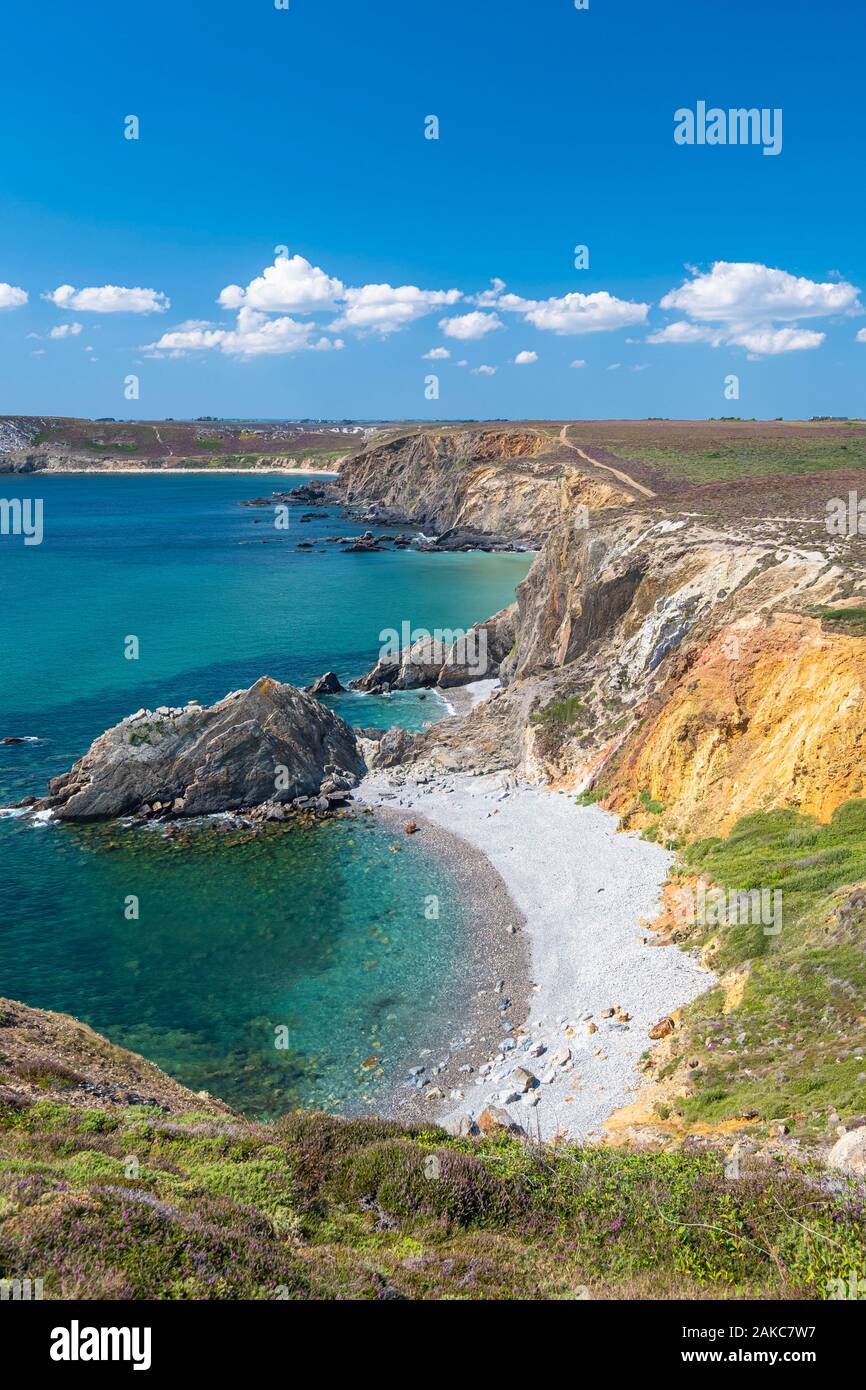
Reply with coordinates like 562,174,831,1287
27,676,366,821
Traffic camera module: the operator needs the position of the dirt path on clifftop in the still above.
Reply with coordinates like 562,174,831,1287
559,424,657,499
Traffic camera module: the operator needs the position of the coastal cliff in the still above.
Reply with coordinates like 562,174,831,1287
342,429,866,842
347,425,866,1151
334,427,632,543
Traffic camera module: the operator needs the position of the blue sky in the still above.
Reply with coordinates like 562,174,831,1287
1,0,865,421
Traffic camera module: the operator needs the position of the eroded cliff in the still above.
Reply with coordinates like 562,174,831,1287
335,427,632,542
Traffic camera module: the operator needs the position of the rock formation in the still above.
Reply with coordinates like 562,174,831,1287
27,676,365,820
353,605,517,694
334,427,630,544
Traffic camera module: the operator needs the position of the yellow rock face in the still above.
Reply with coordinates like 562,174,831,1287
606,613,866,837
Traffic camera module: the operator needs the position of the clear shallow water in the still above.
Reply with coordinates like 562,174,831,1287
0,472,531,1115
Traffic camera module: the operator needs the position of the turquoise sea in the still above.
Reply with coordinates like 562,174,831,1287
0,472,531,1115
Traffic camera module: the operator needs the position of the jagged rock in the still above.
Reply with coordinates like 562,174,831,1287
27,677,365,820
335,428,582,545
369,727,421,769
308,671,344,697
438,605,517,687
353,608,517,695
352,634,446,693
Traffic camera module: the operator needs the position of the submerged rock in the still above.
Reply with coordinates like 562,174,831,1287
27,676,365,821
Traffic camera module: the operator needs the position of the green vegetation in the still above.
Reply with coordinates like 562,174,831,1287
817,606,866,636
615,434,866,482
639,789,665,815
663,801,866,1136
575,789,600,806
530,695,588,759
86,440,138,453
0,1102,862,1299
530,695,586,728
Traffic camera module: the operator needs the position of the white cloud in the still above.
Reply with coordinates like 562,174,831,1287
48,322,84,339
730,326,825,355
632,363,650,372
514,350,538,364
651,261,860,356
440,311,502,341
219,254,343,313
472,277,507,306
607,362,621,371
45,284,170,313
570,358,586,369
498,289,649,335
661,261,859,324
332,283,461,336
647,320,723,346
856,328,866,343
0,282,27,310
423,347,451,360
472,364,497,375
143,308,343,359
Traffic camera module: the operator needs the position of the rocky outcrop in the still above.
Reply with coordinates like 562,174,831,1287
353,605,517,694
439,605,517,687
27,677,365,820
396,508,866,832
0,997,231,1115
307,671,344,696
335,428,631,543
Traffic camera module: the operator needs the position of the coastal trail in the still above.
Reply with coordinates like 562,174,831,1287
558,424,657,499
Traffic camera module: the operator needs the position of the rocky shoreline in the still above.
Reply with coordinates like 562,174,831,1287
356,769,714,1142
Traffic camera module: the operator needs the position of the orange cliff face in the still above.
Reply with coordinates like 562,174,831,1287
604,613,866,838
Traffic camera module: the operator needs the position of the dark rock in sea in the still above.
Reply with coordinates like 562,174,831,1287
2,736,26,745
296,542,314,549
26,677,365,821
342,538,387,552
286,481,337,507
307,671,345,697
354,727,388,741
415,525,515,553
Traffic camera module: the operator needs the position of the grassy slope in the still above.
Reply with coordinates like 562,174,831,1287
1,1102,864,1300
649,801,866,1138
